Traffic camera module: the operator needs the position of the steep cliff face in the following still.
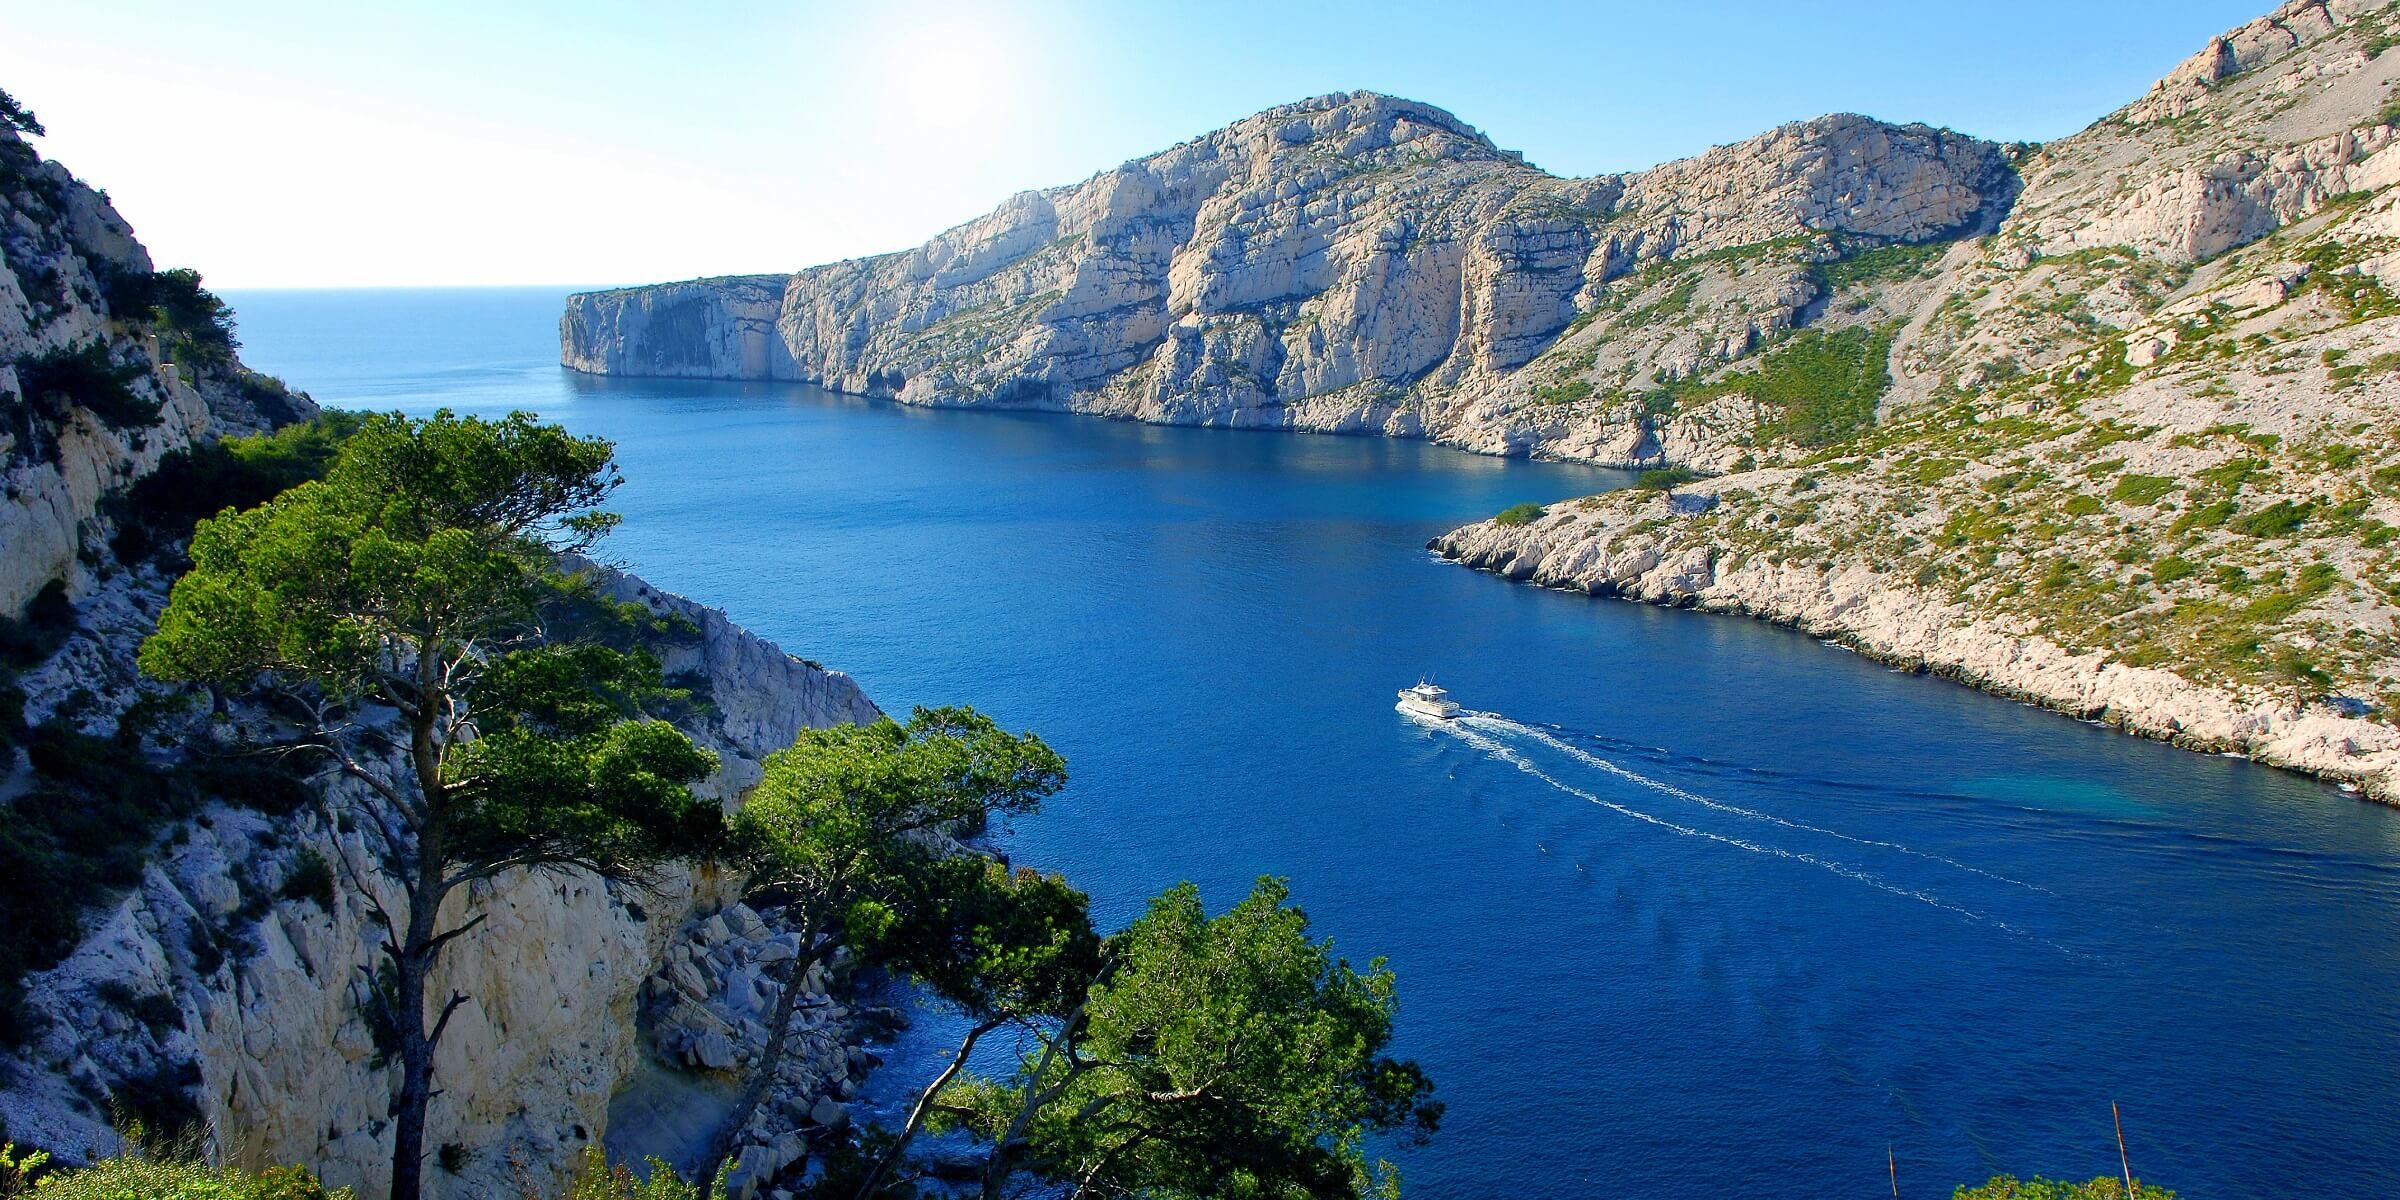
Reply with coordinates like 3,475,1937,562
1438,0,2400,800
0,126,311,618
562,93,2016,461
0,559,878,1199
0,116,884,1198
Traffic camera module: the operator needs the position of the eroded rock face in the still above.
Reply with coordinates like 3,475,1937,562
561,93,2017,463
0,563,878,1200
0,131,308,615
1431,504,2400,799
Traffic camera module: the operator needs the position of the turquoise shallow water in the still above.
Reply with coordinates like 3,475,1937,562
226,287,2400,1199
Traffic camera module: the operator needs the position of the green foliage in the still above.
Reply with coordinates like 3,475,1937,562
554,1146,723,1200
2109,474,2174,506
0,703,312,1042
0,89,43,137
2170,499,2235,534
2229,500,2311,538
1952,1175,2173,1200
1624,276,1699,327
15,341,157,432
2063,495,2102,516
2,1141,51,1197
1637,466,1699,491
940,876,1441,1200
279,850,336,910
1663,326,1896,447
1526,378,1593,406
2152,556,2197,584
13,1153,349,1199
101,269,240,368
0,579,74,671
1815,238,1950,291
733,708,1065,919
137,410,715,1200
2296,241,2400,321
1493,502,1547,527
111,410,363,563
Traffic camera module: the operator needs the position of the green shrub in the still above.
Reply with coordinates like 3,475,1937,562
1528,378,1594,405
2063,495,2102,516
0,579,74,668
0,718,311,1042
109,409,362,563
1493,502,1548,527
556,1146,723,1200
98,268,239,368
15,341,157,432
279,850,335,911
1637,466,1699,491
2110,474,2175,505
1664,325,1895,447
2170,499,2235,533
17,1153,349,1199
2152,556,2197,584
2230,500,2311,538
0,88,42,137
1952,1175,2174,1200
1815,237,1951,291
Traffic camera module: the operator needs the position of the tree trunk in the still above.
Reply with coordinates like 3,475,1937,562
387,861,444,1200
854,1017,1002,1200
701,941,820,1194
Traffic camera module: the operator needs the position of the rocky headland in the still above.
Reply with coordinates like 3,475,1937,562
0,116,884,1199
566,0,2400,802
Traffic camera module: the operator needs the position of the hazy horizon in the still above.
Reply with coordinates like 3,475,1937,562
6,0,2269,288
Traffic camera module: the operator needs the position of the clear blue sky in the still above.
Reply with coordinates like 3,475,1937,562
1,0,2271,287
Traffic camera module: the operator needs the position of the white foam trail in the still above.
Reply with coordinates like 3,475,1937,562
1438,721,2061,948
1460,715,2052,894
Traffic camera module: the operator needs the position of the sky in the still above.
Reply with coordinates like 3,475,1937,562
2,0,2273,289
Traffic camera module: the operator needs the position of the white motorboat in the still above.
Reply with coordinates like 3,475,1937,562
1396,681,1460,720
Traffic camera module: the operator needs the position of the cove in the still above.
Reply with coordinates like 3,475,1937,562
227,287,2400,1199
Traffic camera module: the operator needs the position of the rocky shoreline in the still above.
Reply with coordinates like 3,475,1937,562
1431,504,2400,805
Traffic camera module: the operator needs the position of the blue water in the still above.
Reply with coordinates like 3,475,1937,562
225,287,2400,1199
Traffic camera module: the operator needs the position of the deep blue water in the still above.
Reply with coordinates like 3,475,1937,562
225,287,2400,1199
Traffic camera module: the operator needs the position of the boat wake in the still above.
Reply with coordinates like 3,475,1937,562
1457,714,2052,895
1432,716,2071,953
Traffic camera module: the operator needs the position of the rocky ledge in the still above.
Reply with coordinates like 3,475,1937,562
1432,500,2400,802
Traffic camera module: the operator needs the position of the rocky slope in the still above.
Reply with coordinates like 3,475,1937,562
0,558,878,1198
1,125,308,615
1436,0,2400,801
0,119,885,1198
568,0,2400,802
561,95,2017,460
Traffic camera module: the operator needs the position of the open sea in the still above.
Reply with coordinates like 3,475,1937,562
225,286,2400,1199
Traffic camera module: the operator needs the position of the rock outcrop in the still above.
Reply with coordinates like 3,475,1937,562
0,558,877,1199
1432,501,2400,798
562,95,2016,464
0,126,311,616
573,1,2400,801
1412,4,2400,803
0,119,883,1198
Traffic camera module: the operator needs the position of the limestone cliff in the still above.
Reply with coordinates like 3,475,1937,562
1438,0,2400,801
0,116,884,1198
561,95,2015,461
0,557,877,1199
0,125,311,617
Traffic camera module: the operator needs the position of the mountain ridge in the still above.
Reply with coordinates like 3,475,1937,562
565,0,2400,801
